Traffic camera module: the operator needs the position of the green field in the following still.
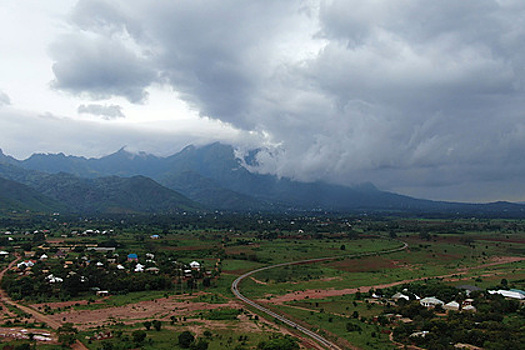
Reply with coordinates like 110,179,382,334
0,216,524,349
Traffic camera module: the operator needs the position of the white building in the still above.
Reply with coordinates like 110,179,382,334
189,261,201,270
443,301,460,311
488,290,525,300
420,297,444,308
392,292,410,301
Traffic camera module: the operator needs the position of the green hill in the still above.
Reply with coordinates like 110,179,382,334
30,173,200,214
0,176,65,213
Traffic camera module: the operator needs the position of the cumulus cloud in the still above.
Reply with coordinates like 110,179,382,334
50,32,156,103
48,0,525,201
0,90,11,107
78,104,125,119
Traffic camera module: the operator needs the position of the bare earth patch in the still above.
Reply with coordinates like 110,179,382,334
47,295,244,330
456,256,525,271
30,297,108,310
250,277,268,285
261,256,525,304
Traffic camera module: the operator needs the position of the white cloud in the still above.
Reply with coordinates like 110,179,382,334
0,91,10,107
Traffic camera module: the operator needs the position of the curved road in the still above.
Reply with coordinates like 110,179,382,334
231,240,408,350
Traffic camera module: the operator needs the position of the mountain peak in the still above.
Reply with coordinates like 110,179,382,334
104,147,137,160
0,149,19,165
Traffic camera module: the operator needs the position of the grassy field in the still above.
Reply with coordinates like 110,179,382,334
225,237,404,264
1,217,524,349
238,232,525,299
275,304,395,350
80,320,291,350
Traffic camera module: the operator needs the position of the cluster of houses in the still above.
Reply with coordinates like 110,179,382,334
389,291,477,312
418,296,477,312
384,285,525,313
12,248,207,289
68,229,114,236
88,331,113,341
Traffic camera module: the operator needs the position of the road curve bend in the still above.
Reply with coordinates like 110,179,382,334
231,240,408,350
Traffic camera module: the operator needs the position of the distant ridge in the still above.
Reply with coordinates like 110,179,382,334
1,143,524,216
0,163,199,214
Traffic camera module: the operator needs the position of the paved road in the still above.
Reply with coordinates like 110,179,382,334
231,241,408,350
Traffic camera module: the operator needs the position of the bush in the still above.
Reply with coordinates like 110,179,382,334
257,335,299,350
179,331,195,348
190,339,209,350
346,322,362,332
132,330,147,344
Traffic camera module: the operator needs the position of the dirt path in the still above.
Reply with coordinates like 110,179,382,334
0,256,61,329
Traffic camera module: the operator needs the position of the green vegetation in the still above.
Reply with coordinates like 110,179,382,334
0,214,523,349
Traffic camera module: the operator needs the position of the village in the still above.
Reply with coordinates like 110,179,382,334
1,229,219,302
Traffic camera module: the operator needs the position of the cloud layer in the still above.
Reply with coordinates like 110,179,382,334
0,91,10,107
78,104,125,119
48,0,525,201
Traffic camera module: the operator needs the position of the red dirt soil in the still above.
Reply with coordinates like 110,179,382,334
46,295,244,330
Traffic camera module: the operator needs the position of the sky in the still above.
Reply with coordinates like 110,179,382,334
1,0,525,203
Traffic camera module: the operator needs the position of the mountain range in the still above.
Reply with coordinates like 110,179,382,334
0,143,524,216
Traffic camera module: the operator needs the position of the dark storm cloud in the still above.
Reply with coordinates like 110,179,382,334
50,33,156,103
0,91,11,106
50,0,525,201
78,104,125,119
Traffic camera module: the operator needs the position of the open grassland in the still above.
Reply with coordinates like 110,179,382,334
239,232,525,301
274,304,395,350
225,237,403,264
80,320,290,350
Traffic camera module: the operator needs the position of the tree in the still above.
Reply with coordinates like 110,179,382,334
132,330,147,344
202,277,211,287
99,341,114,350
179,331,195,348
346,322,362,332
143,321,152,331
191,339,209,350
257,335,299,350
153,320,162,331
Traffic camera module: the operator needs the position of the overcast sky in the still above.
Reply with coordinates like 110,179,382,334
1,0,525,203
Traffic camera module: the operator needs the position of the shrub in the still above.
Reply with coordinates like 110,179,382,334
179,331,195,348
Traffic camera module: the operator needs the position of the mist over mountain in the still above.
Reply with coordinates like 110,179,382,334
1,143,524,217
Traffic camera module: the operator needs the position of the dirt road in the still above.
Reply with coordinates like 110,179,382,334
0,256,89,350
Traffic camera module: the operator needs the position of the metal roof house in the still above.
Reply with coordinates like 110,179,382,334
420,297,444,308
